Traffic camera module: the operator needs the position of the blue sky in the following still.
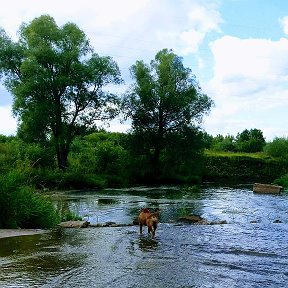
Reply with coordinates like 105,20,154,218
0,0,288,140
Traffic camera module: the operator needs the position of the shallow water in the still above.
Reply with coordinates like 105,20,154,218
1,185,288,287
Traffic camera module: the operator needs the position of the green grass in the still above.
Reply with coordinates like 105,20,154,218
203,149,286,183
0,170,60,229
204,149,272,160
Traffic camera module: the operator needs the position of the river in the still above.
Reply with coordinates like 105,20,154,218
0,185,288,287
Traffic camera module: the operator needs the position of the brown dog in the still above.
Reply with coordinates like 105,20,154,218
138,208,159,239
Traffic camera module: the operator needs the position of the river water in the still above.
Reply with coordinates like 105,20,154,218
1,185,288,288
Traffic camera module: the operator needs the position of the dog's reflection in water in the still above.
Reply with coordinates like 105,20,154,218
138,236,159,251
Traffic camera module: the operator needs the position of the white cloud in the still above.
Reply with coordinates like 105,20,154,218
280,16,288,35
107,119,131,134
0,0,223,60
0,107,17,136
203,35,288,140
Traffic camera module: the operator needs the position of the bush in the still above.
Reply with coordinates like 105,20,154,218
235,129,266,153
32,169,107,190
60,210,82,222
14,186,59,228
0,171,59,228
236,139,265,153
213,138,236,152
264,137,288,160
68,132,129,186
273,174,288,187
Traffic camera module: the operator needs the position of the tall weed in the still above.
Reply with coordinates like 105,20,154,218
0,171,59,228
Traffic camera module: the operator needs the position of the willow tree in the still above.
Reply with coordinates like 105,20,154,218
123,49,213,181
0,15,122,169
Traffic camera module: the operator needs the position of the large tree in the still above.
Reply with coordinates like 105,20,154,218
0,15,122,169
123,49,213,180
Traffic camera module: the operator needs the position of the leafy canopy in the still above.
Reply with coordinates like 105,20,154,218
123,49,213,181
0,15,122,168
124,48,213,134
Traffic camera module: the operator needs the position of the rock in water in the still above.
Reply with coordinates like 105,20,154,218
59,221,90,228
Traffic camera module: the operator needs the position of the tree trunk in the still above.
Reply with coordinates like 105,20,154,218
56,143,68,170
152,145,161,179
53,94,69,170
152,123,164,178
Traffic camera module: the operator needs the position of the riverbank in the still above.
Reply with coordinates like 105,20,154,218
0,229,47,239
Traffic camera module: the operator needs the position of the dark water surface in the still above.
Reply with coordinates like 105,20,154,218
1,185,288,287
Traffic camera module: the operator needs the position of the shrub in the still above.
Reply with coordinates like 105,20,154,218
235,129,266,153
273,174,288,187
0,171,59,228
32,169,107,190
60,210,82,222
14,186,59,228
264,137,288,160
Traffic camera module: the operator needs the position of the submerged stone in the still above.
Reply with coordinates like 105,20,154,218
177,215,203,223
177,215,228,225
59,221,90,228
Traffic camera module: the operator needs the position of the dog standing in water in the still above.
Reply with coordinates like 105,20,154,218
138,208,159,239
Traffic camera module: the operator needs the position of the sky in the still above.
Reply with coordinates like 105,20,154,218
0,0,288,141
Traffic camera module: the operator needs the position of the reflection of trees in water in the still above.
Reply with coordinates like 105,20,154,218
52,188,205,225
55,196,97,220
126,200,204,224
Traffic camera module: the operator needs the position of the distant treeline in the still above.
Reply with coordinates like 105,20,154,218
202,128,266,153
1,130,288,188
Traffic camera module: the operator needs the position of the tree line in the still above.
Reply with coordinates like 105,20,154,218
0,15,212,184
203,128,266,153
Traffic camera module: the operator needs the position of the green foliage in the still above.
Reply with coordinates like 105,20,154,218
125,128,203,184
60,210,82,222
32,169,107,190
0,134,15,143
13,186,59,228
0,170,59,229
200,131,213,149
203,150,287,183
235,129,266,153
210,129,266,153
123,49,213,182
211,134,236,152
264,137,288,160
265,137,288,187
69,132,129,186
0,136,56,179
0,15,122,169
160,128,204,182
273,174,288,187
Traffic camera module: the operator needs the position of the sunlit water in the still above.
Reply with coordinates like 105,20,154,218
1,185,288,287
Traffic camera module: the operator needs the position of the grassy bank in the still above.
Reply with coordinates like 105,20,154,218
203,150,288,183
